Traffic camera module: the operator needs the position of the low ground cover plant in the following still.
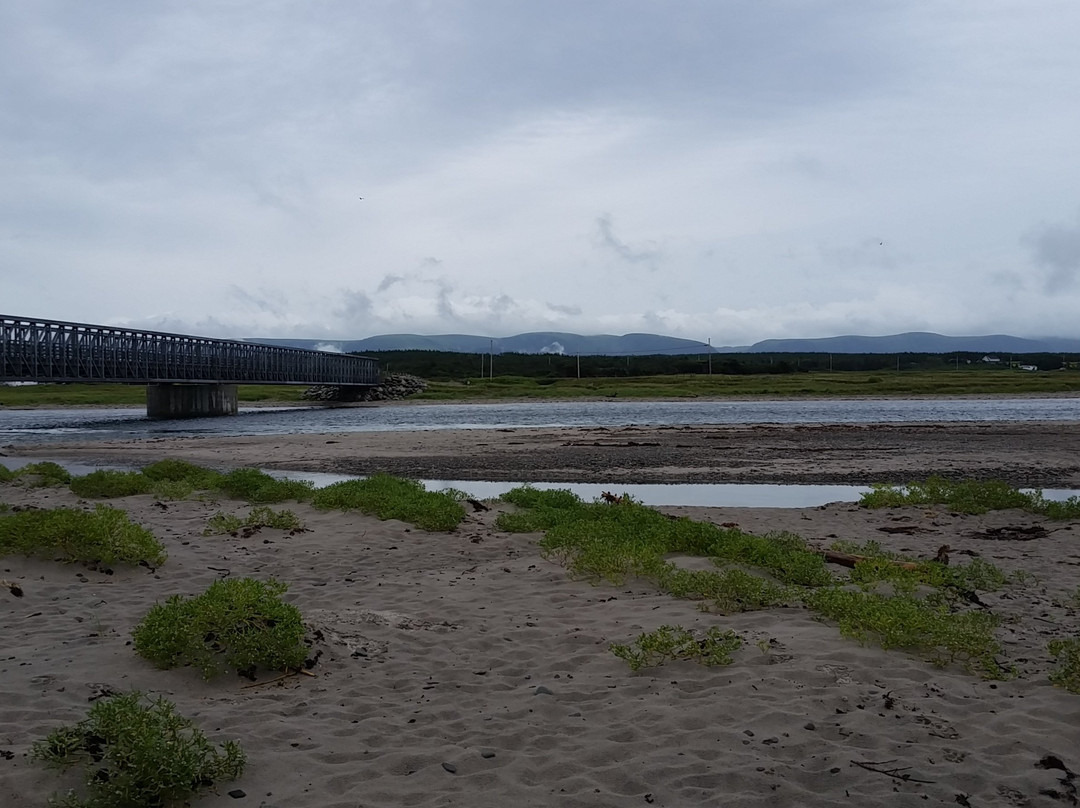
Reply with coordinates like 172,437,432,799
311,473,465,531
803,587,1008,679
12,460,72,487
0,462,14,483
32,691,244,808
0,504,166,566
610,625,742,671
860,476,1080,519
830,539,1010,596
70,469,152,499
132,577,306,678
204,506,304,535
500,486,1018,679
1048,637,1080,694
212,468,314,503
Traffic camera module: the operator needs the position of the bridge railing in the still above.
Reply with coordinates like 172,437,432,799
0,315,379,386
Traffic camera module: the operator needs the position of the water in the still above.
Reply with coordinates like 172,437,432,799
2,396,1078,444
4,457,1076,509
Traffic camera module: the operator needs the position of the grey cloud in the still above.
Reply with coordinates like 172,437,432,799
377,274,406,293
595,214,661,266
333,290,373,322
547,302,582,316
227,285,287,317
1026,214,1080,290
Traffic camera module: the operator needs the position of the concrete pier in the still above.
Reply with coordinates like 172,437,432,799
146,384,238,419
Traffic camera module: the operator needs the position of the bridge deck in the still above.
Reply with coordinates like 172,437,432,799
1,315,378,386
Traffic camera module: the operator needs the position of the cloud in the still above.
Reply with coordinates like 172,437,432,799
594,214,661,266
1025,212,1080,291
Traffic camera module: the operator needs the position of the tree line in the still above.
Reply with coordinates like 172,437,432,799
358,350,1080,381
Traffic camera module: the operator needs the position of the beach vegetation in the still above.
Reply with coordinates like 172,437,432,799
148,479,196,500
610,625,742,671
0,505,166,566
0,462,14,483
140,459,224,489
69,470,152,498
830,539,1010,595
212,468,314,503
499,487,832,589
1048,637,1080,694
31,691,244,808
132,577,306,679
204,507,304,535
859,477,1080,519
12,461,73,487
311,473,465,531
803,587,1009,679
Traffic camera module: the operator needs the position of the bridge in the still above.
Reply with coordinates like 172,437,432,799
0,315,379,418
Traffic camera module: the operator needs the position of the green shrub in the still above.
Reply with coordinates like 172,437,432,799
860,476,1080,519
204,507,304,535
14,461,72,487
0,462,14,483
0,505,166,566
1048,637,1080,694
311,474,465,531
140,459,223,489
610,625,742,671
500,485,584,510
32,692,244,808
804,587,1008,679
654,564,793,613
149,479,196,500
132,578,306,678
213,468,314,503
70,470,152,499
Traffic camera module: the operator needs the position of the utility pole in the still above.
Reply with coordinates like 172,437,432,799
708,338,712,375
489,339,494,379
577,354,580,379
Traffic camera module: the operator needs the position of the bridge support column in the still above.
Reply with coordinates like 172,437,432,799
146,384,238,419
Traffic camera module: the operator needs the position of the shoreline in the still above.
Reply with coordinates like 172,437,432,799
8,420,1080,488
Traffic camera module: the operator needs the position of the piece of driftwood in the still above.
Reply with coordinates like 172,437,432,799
820,551,920,571
820,545,951,570
1,579,24,597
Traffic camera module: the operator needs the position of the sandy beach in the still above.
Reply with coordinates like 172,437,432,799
8,420,1080,487
3,425,1080,807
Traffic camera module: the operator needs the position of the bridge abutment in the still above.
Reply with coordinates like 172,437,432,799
146,384,238,419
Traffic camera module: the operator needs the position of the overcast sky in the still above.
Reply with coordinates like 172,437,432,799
3,2,1080,346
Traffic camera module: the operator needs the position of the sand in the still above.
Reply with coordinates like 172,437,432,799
3,426,1080,807
9,421,1080,486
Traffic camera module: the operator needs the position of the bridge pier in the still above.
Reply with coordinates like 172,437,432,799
146,384,238,419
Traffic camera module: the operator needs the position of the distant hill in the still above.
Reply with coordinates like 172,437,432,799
246,332,716,356
245,330,1080,356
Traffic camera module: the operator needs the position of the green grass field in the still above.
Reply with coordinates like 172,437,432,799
0,369,1077,407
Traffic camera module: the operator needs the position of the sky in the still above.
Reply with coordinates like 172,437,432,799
3,1,1080,348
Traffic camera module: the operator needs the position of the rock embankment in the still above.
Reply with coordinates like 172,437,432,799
301,373,428,402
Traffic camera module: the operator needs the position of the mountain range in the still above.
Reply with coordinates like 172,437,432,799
246,331,1080,356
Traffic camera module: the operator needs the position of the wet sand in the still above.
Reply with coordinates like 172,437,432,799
8,421,1080,487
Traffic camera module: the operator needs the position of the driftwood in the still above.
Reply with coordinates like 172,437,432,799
820,544,951,570
0,579,24,597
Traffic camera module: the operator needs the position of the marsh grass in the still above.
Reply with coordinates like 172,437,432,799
212,468,315,503
32,691,244,808
132,577,307,678
0,462,14,483
140,459,223,489
0,505,166,566
860,476,1080,519
311,473,465,531
205,507,304,535
1048,637,1080,693
610,625,742,671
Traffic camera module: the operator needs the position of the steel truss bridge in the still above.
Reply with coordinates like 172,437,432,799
1,315,379,417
